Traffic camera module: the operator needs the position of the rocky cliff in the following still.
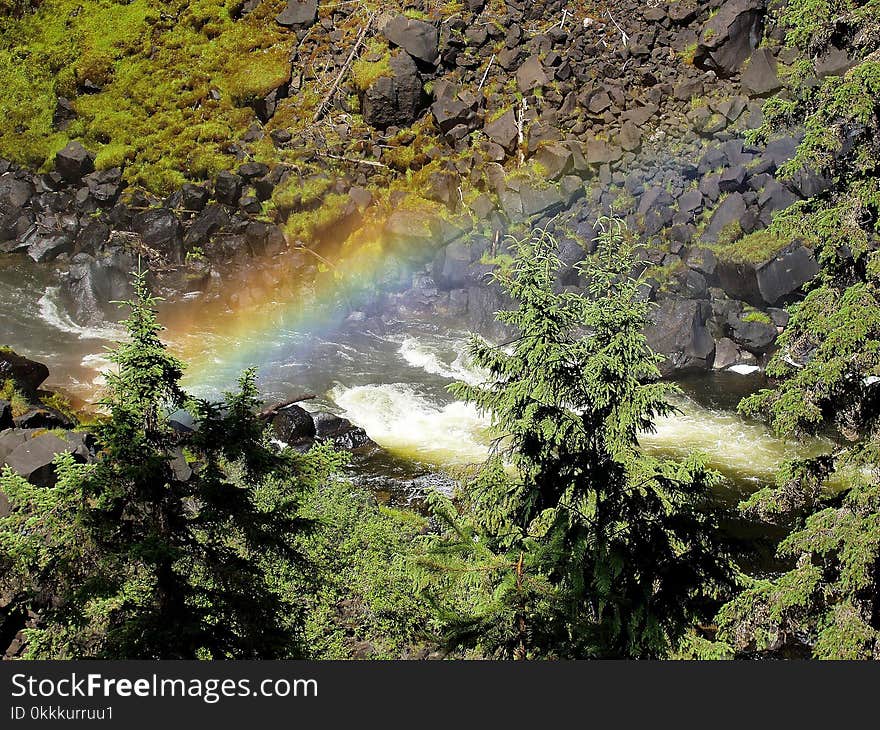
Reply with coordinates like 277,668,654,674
0,0,856,374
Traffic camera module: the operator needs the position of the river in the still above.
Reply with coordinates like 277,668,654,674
0,254,833,503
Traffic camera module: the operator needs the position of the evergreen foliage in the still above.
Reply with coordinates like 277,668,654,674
416,221,736,659
717,0,880,659
0,272,339,659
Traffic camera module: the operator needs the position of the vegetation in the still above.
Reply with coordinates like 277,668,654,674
714,0,880,659
0,273,338,658
416,222,736,659
0,379,30,417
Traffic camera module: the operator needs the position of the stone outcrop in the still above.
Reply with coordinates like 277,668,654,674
694,0,765,76
361,52,427,130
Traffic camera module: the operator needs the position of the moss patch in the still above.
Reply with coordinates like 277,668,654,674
713,229,808,265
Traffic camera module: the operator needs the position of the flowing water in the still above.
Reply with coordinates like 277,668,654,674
0,254,834,502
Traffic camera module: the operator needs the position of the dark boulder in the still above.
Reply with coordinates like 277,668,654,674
520,184,564,218
431,95,479,136
272,405,316,444
516,55,549,93
0,174,33,211
23,227,73,263
132,208,184,263
741,47,782,96
312,411,375,450
694,0,765,77
361,52,426,130
275,0,317,27
467,284,516,343
0,349,49,394
62,249,135,325
484,110,519,153
183,204,230,247
0,400,11,430
179,183,210,212
14,406,75,431
54,141,95,182
383,16,440,65
433,240,486,289
727,309,778,354
0,429,31,464
214,171,243,205
2,431,91,488
717,241,819,306
644,299,716,376
703,192,747,243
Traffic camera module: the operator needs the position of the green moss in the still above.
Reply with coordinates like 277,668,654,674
0,379,31,417
743,309,774,325
283,192,349,242
350,42,392,93
41,392,79,422
713,228,808,265
0,0,296,192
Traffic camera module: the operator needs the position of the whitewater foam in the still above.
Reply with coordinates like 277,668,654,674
38,287,125,341
398,336,488,386
331,382,491,465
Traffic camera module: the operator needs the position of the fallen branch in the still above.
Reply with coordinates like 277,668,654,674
258,395,317,420
606,10,629,46
312,12,376,123
319,152,388,169
477,54,495,91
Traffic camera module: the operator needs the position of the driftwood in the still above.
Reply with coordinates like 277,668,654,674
258,394,317,420
312,12,376,123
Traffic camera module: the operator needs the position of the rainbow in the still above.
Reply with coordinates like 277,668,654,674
162,222,433,397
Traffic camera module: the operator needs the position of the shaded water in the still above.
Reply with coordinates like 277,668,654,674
0,254,833,500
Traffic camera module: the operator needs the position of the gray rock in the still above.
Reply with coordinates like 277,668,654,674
184,204,229,247
272,405,316,444
645,299,716,375
361,52,426,130
3,431,91,488
484,110,519,152
717,241,819,306
61,249,135,325
0,400,11,430
431,95,478,135
703,193,747,243
520,184,564,218
54,142,95,182
132,208,184,263
275,0,317,27
383,16,439,65
713,337,740,369
213,171,242,205
727,310,777,354
516,55,549,93
24,228,73,263
741,47,782,96
0,350,49,394
694,0,765,76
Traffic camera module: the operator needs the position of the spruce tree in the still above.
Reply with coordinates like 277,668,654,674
417,222,735,659
0,272,337,658
715,2,880,659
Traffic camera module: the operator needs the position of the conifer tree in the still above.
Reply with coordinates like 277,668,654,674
0,272,337,658
715,2,880,659
417,221,735,659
